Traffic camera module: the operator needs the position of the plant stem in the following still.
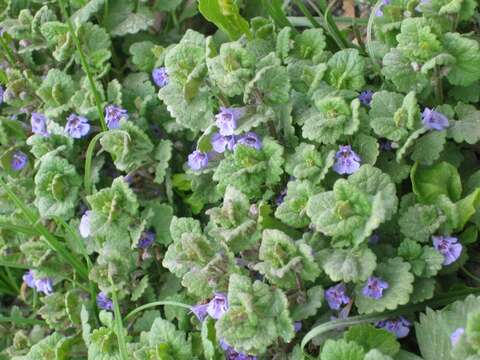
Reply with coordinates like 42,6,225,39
57,0,107,132
110,277,129,360
0,36,17,66
124,300,191,321
0,177,89,280
292,0,322,28
287,16,369,27
462,266,480,283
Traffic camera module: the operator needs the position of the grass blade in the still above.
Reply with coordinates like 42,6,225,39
110,276,129,360
124,300,191,321
261,0,295,29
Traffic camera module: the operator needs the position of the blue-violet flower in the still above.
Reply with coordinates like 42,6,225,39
432,235,462,265
362,276,389,299
31,112,49,136
376,316,411,338
422,108,449,131
207,292,229,320
333,145,361,175
359,90,374,106
105,104,128,130
152,67,169,87
220,340,257,360
96,291,114,311
236,132,262,150
325,283,351,310
211,133,236,153
79,211,91,238
191,303,209,322
65,114,90,139
450,328,465,347
138,231,155,249
11,150,28,171
23,270,53,295
0,85,4,105
188,150,209,171
215,107,243,136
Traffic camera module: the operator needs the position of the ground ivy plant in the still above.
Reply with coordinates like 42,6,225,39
1,0,480,359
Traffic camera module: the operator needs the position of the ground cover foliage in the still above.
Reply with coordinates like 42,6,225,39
1,0,480,359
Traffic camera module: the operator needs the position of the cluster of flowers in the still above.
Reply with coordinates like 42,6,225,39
191,293,257,360
188,107,263,171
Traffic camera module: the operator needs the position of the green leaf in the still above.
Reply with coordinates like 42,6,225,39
291,285,324,321
448,102,480,145
352,133,380,166
216,273,294,354
122,72,156,112
213,138,284,199
319,246,377,283
206,185,260,253
71,0,105,23
198,0,252,41
443,32,480,86
207,40,255,97
254,229,320,288
285,143,335,185
154,140,173,184
34,154,81,219
100,122,154,172
344,324,400,356
163,219,238,297
398,204,445,243
382,49,430,93
302,97,360,144
416,295,480,360
36,69,76,118
395,18,442,62
129,41,159,72
275,180,317,228
307,165,397,247
201,317,223,360
244,64,291,106
411,131,447,165
326,49,365,91
365,350,394,360
319,339,365,360
159,30,213,131
86,177,139,241
411,162,462,204
110,6,154,37
355,257,414,314
75,22,112,75
140,318,193,359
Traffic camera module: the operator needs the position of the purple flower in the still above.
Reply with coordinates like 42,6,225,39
369,233,380,245
211,133,236,153
275,189,287,206
191,303,209,322
432,235,462,265
215,107,243,136
0,85,4,105
422,108,449,131
35,277,53,295
236,132,262,150
450,327,465,347
188,150,209,171
23,270,53,295
31,112,49,136
152,67,169,88
220,340,257,360
105,104,128,130
294,321,302,332
379,138,393,151
96,291,113,311
138,231,155,249
22,270,36,288
376,316,411,338
207,292,229,320
375,8,384,16
382,0,391,4
11,151,28,171
65,114,90,139
333,145,361,175
358,90,373,106
362,276,389,299
79,211,91,238
325,283,350,310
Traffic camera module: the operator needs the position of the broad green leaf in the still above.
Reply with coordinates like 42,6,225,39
344,324,400,356
326,49,365,91
319,339,365,360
